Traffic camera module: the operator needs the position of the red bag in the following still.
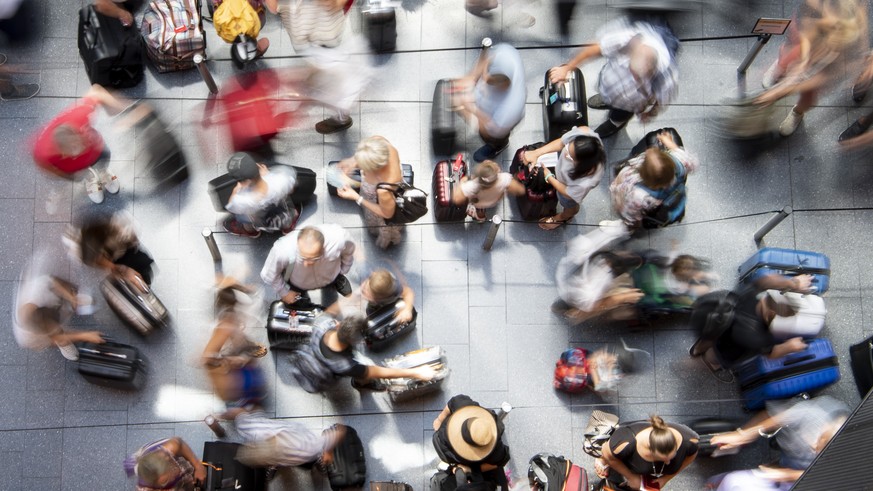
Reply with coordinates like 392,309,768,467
220,71,290,151
553,348,589,393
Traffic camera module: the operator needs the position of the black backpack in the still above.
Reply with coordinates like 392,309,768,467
326,424,367,490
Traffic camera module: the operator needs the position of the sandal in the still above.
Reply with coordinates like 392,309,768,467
248,343,268,358
538,216,567,230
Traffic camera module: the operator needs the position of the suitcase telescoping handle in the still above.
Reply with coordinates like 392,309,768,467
782,352,815,366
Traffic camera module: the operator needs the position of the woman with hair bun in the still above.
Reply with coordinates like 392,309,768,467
597,415,699,490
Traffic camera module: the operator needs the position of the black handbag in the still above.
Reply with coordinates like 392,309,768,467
377,182,428,224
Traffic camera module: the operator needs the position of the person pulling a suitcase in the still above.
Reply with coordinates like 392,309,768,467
124,437,207,491
519,125,605,230
223,152,300,237
431,393,511,488
261,224,356,307
705,395,849,490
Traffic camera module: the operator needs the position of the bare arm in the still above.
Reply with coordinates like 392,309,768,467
263,0,279,13
164,437,207,483
753,273,813,293
432,404,451,431
395,285,415,322
452,177,470,206
548,44,603,83
601,440,641,490
363,364,436,382
506,179,526,197
93,0,134,26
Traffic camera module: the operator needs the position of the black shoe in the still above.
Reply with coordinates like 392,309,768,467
264,466,278,482
0,83,39,101
839,116,872,142
594,118,629,138
853,79,871,103
473,141,509,162
587,93,609,110
351,378,388,391
315,117,353,134
333,274,352,297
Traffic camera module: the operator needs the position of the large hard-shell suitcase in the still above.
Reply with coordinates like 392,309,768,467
371,482,413,491
100,275,170,336
363,0,397,53
540,68,587,142
221,71,289,152
265,301,323,350
202,441,266,491
737,247,830,294
327,424,367,491
690,418,739,457
78,341,147,390
431,79,460,157
78,5,144,88
509,144,558,221
432,155,467,222
141,0,207,73
735,337,840,410
208,164,315,212
364,299,417,350
327,162,415,196
850,334,873,397
136,109,189,186
382,346,449,402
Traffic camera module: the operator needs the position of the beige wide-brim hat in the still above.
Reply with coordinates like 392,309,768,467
445,405,499,462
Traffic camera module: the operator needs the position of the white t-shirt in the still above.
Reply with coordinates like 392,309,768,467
555,126,604,204
460,172,514,209
226,169,296,216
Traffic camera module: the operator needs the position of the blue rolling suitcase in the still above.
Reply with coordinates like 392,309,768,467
737,247,830,294
736,338,840,410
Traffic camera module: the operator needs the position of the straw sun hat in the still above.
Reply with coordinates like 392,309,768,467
445,405,499,462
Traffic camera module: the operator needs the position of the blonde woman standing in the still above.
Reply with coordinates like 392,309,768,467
336,136,404,248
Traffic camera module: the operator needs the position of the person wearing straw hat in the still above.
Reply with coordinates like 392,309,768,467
432,394,510,472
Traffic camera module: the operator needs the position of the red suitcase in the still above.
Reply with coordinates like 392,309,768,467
432,154,467,222
221,71,290,152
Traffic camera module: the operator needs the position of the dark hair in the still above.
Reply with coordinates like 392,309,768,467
569,136,605,180
639,149,676,189
670,255,701,275
336,314,368,345
79,219,114,267
648,415,677,456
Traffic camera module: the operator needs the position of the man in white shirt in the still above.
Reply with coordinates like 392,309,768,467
260,224,356,305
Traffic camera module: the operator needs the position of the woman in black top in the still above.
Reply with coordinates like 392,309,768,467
600,416,699,490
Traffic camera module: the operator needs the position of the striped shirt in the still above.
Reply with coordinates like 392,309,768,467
278,0,346,52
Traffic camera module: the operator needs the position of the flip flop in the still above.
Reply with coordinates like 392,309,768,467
538,216,567,230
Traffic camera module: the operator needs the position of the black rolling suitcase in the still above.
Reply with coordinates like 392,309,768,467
78,341,147,390
290,166,317,204
327,424,368,491
431,79,460,157
100,275,170,336
432,155,467,222
540,68,586,142
363,0,397,53
78,5,144,88
690,418,740,457
381,346,449,402
136,109,188,186
202,441,266,491
364,300,417,350
509,143,558,220
265,301,324,350
328,162,415,196
850,334,873,397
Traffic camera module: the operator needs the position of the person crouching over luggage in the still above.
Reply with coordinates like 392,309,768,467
124,437,207,491
316,313,436,391
361,268,415,323
454,43,526,163
32,84,128,205
224,152,299,237
452,160,525,222
706,395,849,490
213,0,276,68
520,126,605,230
64,211,154,288
431,394,511,486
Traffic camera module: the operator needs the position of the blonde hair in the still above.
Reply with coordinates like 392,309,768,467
368,269,398,301
473,160,500,189
355,136,390,173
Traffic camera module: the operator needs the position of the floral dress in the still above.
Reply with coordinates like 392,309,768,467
361,179,402,249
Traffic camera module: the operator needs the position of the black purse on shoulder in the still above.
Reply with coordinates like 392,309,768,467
376,182,429,224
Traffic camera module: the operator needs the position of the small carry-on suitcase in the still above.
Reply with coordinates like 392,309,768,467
382,346,449,402
265,301,323,350
735,337,841,410
78,341,147,390
432,155,467,222
540,68,587,142
202,441,266,491
737,247,831,294
327,162,415,196
141,0,207,73
431,79,460,157
289,165,317,204
690,418,740,457
371,482,413,491
528,452,588,491
509,143,558,220
327,424,368,491
363,0,397,53
100,275,170,336
135,108,188,186
78,5,144,88
850,334,873,397
364,300,417,350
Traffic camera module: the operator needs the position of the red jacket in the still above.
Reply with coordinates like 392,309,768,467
32,97,105,176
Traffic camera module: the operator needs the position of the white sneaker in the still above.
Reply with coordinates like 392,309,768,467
599,219,623,229
85,178,104,204
761,60,780,89
779,107,803,136
57,343,79,361
101,171,120,194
